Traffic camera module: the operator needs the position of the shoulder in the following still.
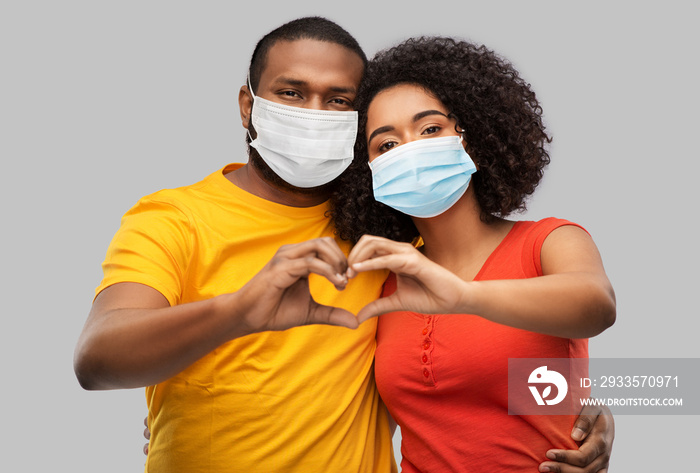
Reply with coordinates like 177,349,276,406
534,217,592,249
524,217,588,236
125,169,224,222
508,218,592,276
124,189,194,227
517,217,589,248
537,218,604,276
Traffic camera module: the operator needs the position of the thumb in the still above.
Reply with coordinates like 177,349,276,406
571,403,604,441
356,297,401,324
310,303,359,329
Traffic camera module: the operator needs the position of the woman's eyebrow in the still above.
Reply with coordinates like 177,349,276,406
368,125,394,145
368,110,448,145
413,109,448,121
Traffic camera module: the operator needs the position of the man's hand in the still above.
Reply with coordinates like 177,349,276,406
143,416,150,456
236,237,358,332
75,237,358,391
538,403,615,472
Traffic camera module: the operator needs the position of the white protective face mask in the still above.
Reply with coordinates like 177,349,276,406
247,78,358,188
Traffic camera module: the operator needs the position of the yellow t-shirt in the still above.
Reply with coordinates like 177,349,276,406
97,163,395,473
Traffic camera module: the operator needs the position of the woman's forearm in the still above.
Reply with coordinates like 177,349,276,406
462,272,616,338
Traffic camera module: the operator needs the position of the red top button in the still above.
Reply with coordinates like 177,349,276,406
422,328,428,335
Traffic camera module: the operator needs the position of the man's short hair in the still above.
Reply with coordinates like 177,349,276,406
247,16,367,92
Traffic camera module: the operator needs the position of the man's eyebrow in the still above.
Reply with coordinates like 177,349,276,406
367,110,448,145
272,77,356,94
273,77,307,87
329,86,357,94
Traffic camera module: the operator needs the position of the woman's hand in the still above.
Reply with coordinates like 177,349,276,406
349,226,615,339
347,235,469,323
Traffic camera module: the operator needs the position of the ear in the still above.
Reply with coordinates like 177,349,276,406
238,85,253,129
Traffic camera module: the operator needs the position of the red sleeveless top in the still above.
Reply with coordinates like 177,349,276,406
376,218,589,472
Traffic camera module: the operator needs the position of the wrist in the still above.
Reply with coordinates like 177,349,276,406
455,279,480,315
212,289,262,340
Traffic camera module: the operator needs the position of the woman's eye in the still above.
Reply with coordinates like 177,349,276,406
378,141,397,153
422,126,441,135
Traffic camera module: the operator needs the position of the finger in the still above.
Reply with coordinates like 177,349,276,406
572,402,603,441
308,303,359,329
348,236,412,269
293,239,350,286
279,237,348,272
580,403,614,441
351,253,420,277
347,234,394,263
544,438,603,469
276,255,349,290
314,236,350,269
347,237,415,279
553,408,612,468
348,237,413,269
571,415,595,442
273,241,349,286
538,457,608,473
143,414,150,457
356,296,402,324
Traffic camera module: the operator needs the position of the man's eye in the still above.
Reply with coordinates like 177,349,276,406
329,98,354,110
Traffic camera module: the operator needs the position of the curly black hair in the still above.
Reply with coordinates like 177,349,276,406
329,36,552,244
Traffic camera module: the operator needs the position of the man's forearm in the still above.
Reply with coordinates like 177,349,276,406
74,284,251,390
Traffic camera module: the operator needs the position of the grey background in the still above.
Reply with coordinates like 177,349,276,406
2,1,697,471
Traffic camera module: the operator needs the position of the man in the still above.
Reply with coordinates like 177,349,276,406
74,17,613,472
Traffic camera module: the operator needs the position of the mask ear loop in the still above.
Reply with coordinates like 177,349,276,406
246,74,257,100
448,112,477,169
246,74,257,142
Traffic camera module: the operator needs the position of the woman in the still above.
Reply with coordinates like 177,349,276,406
330,37,616,472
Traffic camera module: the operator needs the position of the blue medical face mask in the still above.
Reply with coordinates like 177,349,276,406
369,135,477,218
